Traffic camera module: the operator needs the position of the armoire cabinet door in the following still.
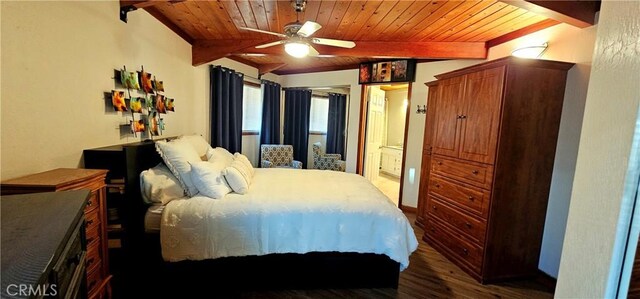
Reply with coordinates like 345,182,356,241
417,83,439,226
458,67,505,165
432,76,465,158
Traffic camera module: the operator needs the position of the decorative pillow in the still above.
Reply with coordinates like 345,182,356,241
206,147,235,166
155,138,202,197
234,153,255,175
139,163,185,205
190,160,232,199
223,160,252,194
181,135,212,160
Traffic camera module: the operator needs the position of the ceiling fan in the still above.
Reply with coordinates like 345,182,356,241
238,0,356,58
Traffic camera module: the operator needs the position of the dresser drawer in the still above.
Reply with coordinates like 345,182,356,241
85,207,101,233
86,264,103,295
86,239,101,273
86,220,101,247
85,190,99,213
427,196,486,243
425,219,483,273
431,156,493,189
428,174,490,217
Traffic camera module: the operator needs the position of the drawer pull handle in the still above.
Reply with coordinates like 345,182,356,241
432,206,437,210
87,200,93,206
87,257,95,266
435,183,441,188
465,222,472,228
430,227,435,232
472,170,479,175
87,220,94,226
437,161,442,165
468,196,474,201
462,248,469,255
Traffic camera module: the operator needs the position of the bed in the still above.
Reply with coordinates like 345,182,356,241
126,139,417,291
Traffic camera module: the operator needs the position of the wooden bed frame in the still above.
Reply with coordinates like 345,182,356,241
106,139,401,293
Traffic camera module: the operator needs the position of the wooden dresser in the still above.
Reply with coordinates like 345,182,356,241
1,168,109,297
1,190,89,299
419,57,574,283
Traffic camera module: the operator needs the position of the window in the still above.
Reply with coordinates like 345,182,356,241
242,83,262,132
309,96,329,133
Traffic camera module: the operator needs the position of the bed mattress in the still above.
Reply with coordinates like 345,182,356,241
144,205,165,233
161,168,418,270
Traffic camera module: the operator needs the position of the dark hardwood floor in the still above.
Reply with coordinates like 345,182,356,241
111,212,554,298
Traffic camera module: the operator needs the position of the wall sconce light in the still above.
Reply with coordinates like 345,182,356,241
511,42,548,59
416,105,426,114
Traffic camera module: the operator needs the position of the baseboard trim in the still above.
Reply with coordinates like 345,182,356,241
536,270,557,291
400,205,417,214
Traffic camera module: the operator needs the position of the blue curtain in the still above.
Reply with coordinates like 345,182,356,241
260,80,281,145
283,89,312,169
210,65,243,153
326,93,347,158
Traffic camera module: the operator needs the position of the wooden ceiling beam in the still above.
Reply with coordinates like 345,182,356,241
486,19,561,48
227,41,488,60
258,63,287,77
120,0,184,9
499,1,600,28
192,39,278,66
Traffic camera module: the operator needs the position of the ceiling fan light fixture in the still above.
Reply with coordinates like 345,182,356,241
285,42,310,58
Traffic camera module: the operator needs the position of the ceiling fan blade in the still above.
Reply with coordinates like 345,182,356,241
297,21,322,37
311,38,356,48
307,45,320,57
255,40,287,49
239,26,287,38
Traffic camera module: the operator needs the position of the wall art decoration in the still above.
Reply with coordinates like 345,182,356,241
130,97,143,113
155,94,166,113
153,78,164,92
109,65,175,139
112,90,127,112
358,59,416,84
165,98,175,112
139,69,154,94
131,119,146,133
121,70,140,90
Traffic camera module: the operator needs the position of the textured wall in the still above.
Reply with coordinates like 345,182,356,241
556,0,640,297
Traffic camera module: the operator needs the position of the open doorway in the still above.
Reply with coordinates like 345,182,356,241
359,83,411,206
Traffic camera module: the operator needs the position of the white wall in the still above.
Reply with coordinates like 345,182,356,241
0,1,202,179
556,1,640,296
385,89,408,147
280,69,361,173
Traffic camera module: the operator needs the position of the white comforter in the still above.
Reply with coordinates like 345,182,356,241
160,168,418,270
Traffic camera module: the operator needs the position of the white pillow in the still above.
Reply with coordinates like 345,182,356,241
190,160,232,199
155,138,202,197
206,147,234,166
181,135,212,160
140,163,185,205
223,160,252,194
234,153,255,175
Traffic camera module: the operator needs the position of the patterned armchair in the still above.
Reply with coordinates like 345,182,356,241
260,144,303,169
312,142,346,172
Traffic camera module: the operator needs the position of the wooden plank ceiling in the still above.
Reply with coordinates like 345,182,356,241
122,0,598,75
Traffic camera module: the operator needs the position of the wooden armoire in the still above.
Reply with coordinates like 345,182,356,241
417,57,574,283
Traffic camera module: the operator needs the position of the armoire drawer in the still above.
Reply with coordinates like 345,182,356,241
85,190,99,213
425,219,483,273
431,156,493,189
427,196,487,243
428,174,490,217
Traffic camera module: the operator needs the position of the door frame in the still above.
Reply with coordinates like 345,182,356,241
356,82,413,208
